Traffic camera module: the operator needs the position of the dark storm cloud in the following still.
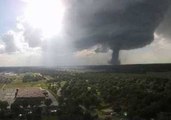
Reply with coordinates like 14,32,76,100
64,0,170,64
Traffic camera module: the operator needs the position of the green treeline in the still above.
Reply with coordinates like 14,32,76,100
48,73,171,120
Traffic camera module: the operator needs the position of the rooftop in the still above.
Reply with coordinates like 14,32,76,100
16,87,45,98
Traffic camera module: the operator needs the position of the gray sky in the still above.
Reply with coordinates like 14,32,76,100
0,0,171,66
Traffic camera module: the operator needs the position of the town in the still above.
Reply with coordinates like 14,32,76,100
0,68,171,120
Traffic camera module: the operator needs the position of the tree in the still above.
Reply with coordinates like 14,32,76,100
0,100,9,110
45,98,52,107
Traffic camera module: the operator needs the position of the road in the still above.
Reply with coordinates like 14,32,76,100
40,87,58,106
47,90,58,106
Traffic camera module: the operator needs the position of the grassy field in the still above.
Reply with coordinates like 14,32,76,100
5,81,47,88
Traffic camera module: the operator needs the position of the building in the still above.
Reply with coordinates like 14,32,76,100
14,87,46,105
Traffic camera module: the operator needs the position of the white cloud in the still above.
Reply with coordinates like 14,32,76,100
16,17,43,48
75,49,96,57
1,31,18,53
0,52,42,66
0,23,42,66
74,48,112,65
0,40,5,53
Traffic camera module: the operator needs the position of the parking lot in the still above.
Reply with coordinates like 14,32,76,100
0,87,16,106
